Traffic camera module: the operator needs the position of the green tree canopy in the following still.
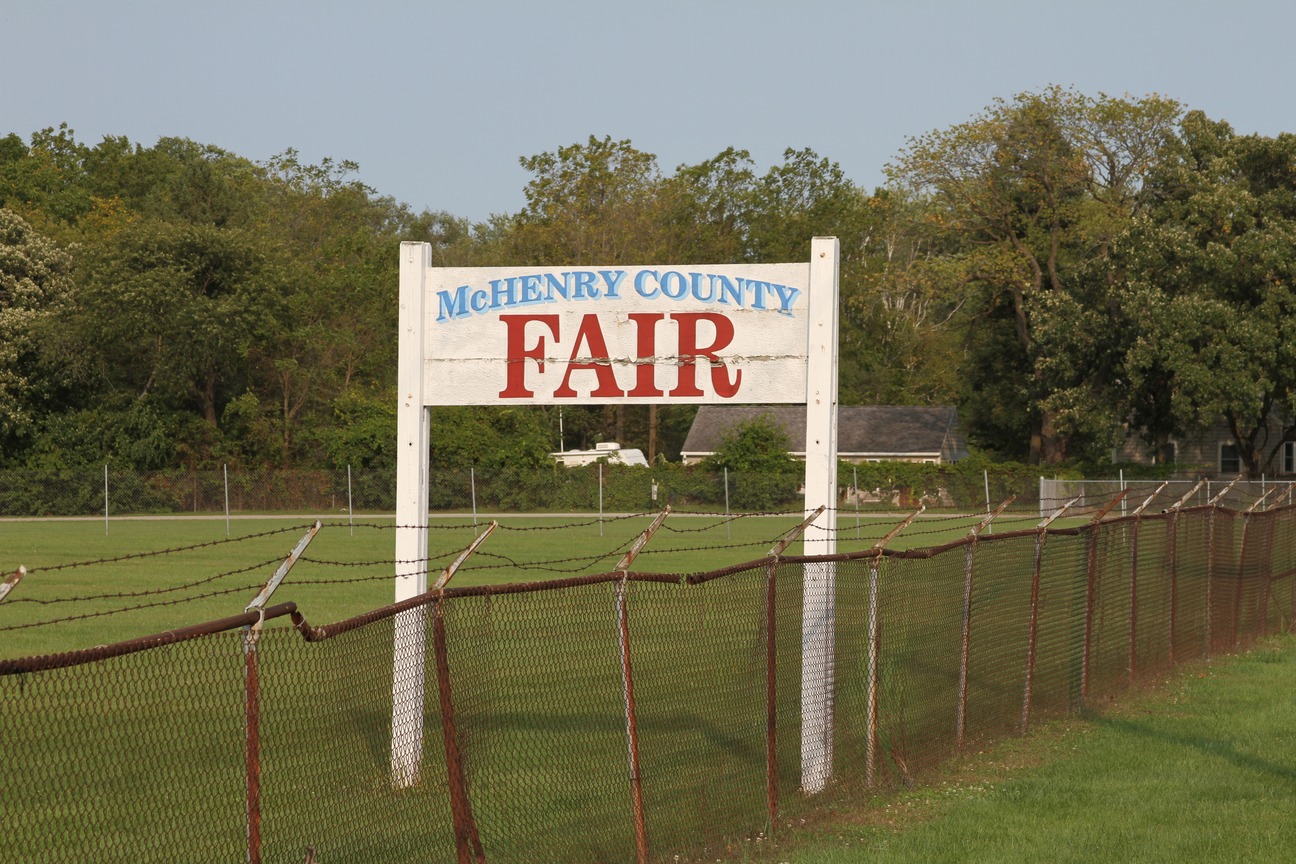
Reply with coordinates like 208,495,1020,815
1115,112,1296,477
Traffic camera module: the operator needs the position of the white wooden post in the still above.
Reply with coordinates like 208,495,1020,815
392,241,432,787
801,236,840,793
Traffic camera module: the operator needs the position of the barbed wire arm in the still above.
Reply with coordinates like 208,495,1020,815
0,567,24,603
971,496,1016,537
433,521,498,590
873,505,925,552
1131,482,1170,517
769,506,824,558
615,508,671,574
1170,478,1208,511
1038,495,1082,529
246,521,321,617
1091,489,1131,524
1208,477,1240,507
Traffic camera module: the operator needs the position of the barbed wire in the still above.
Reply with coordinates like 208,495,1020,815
0,580,267,633
22,524,314,574
2,557,284,605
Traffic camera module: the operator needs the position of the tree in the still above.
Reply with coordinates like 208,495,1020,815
887,87,1182,463
1115,113,1296,477
703,413,799,474
702,413,801,509
0,209,72,449
48,218,286,464
509,135,671,264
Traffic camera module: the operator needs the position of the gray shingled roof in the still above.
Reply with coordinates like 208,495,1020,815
680,405,967,460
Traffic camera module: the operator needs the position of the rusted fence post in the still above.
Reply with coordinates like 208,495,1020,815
243,521,320,864
1022,496,1079,733
864,506,923,786
1234,490,1280,646
1255,491,1286,635
1164,481,1205,666
430,523,496,864
762,507,823,824
1204,478,1238,655
957,498,1013,751
1080,493,1127,703
433,596,486,864
612,508,669,864
1128,483,1168,684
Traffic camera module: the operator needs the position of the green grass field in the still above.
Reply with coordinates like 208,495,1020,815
2,508,1183,863
0,509,1043,659
747,633,1296,863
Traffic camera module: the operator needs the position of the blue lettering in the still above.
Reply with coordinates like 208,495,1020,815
573,271,599,299
771,282,801,315
713,275,741,306
545,273,570,302
469,289,489,314
690,272,716,303
488,278,517,310
660,271,688,300
635,270,660,298
519,274,544,305
436,285,471,322
600,269,626,299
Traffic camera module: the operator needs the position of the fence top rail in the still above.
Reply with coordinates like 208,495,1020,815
0,601,299,675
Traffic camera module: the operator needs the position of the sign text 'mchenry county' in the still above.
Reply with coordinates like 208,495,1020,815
435,269,802,323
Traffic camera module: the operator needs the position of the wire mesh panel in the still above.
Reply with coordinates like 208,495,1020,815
257,620,457,863
1,635,247,862
2,501,1294,862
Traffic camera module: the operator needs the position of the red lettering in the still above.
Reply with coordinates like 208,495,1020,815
499,314,560,398
626,313,665,397
554,314,625,398
669,313,741,398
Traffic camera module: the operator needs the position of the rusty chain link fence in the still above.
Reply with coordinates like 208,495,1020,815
3,498,1294,862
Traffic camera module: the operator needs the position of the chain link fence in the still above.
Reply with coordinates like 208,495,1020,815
0,462,1067,518
3,498,1293,862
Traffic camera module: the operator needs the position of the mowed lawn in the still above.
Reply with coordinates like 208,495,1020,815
755,633,1296,864
0,509,1034,659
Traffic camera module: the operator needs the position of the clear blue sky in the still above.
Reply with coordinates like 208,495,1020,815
4,0,1294,224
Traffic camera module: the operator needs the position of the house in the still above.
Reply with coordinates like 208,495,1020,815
679,405,968,465
1113,413,1296,478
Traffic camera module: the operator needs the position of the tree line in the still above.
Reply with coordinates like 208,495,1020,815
2,86,1294,477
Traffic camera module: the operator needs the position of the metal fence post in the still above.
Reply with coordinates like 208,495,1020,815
957,498,1011,750
224,463,231,536
103,464,109,535
724,467,731,540
1128,483,1168,683
762,508,822,815
610,510,667,864
1079,492,1128,702
243,522,320,864
853,465,860,540
866,506,922,784
1022,496,1079,733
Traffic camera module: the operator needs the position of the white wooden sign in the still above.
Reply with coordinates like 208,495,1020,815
421,263,811,404
391,239,840,793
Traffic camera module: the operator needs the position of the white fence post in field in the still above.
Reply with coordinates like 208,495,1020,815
801,236,840,793
103,464,109,535
223,463,230,536
392,242,431,788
